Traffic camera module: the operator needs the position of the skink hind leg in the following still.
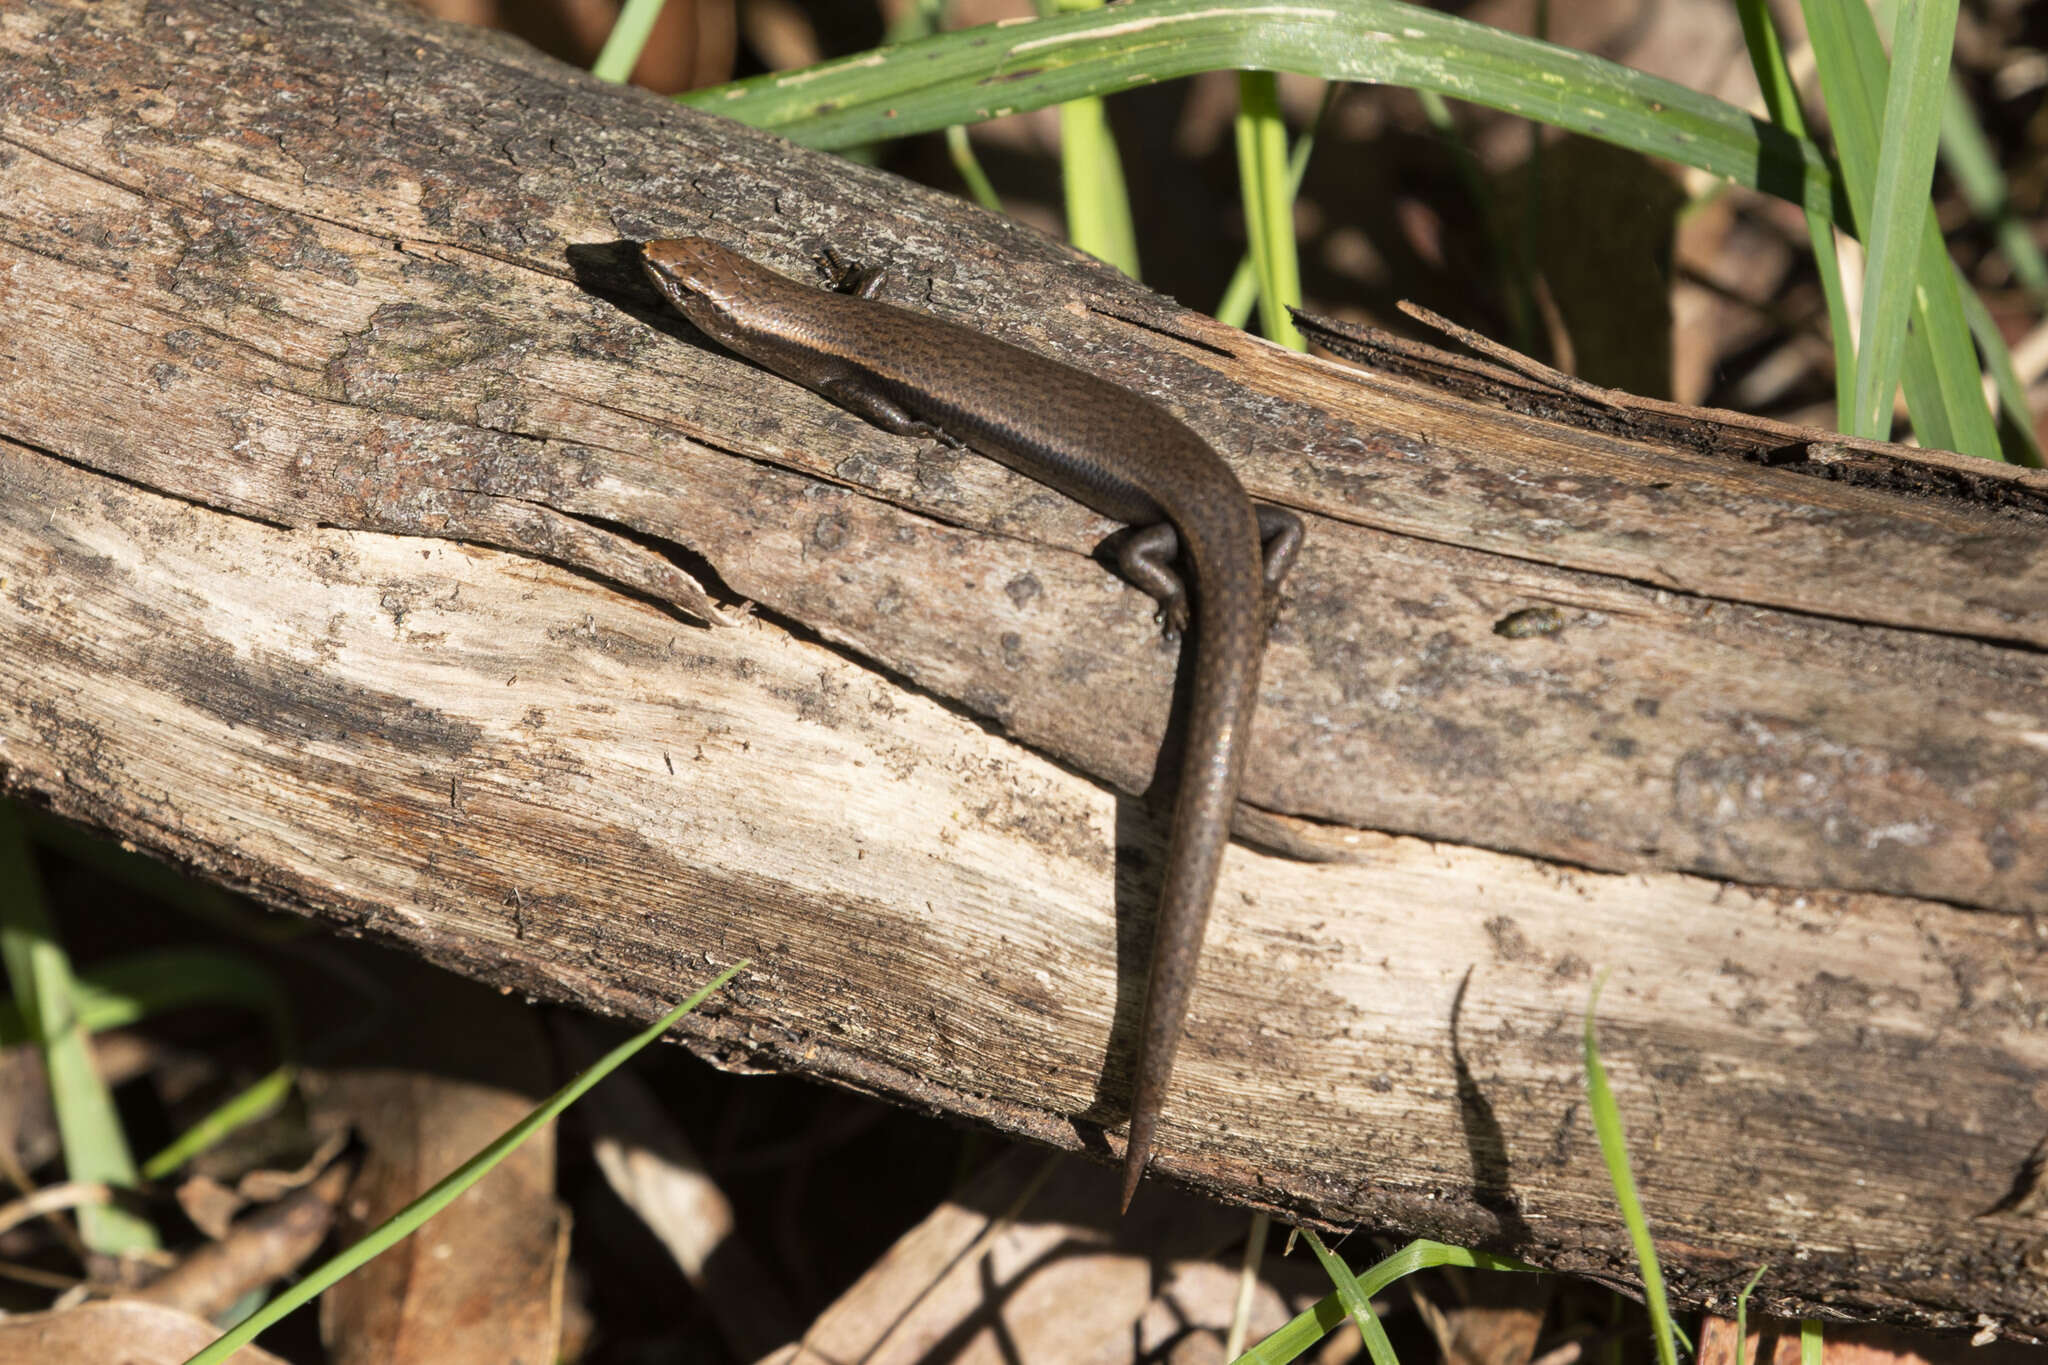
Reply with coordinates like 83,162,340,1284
1117,506,1301,641
1116,523,1189,638
1257,505,1304,595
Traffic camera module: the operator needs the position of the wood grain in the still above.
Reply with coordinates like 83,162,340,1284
3,0,2046,1333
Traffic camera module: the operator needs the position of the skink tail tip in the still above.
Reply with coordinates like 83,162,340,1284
1119,1137,1151,1214
1121,1091,1162,1213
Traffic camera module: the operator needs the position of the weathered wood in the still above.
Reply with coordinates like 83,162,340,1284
3,0,2047,1334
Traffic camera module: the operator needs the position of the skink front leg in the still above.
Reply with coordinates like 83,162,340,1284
812,373,956,446
817,246,890,301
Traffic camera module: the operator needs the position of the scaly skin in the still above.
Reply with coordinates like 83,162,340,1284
640,237,1301,1210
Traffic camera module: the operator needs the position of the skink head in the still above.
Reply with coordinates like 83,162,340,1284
640,237,773,347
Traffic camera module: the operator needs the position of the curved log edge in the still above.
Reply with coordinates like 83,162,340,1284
3,0,2046,1335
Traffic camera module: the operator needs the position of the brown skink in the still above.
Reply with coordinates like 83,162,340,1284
639,237,1302,1210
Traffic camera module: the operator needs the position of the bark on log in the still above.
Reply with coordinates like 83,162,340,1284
4,0,2048,1335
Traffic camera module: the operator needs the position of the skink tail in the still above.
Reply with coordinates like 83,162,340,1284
1119,575,1260,1214
1120,1108,1158,1212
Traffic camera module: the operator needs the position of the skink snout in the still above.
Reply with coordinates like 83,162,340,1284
642,237,766,345
641,237,741,304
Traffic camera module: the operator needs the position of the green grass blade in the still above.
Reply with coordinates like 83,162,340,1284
1849,0,1957,440
1235,1287,1350,1363
1217,84,1331,331
1233,1239,1539,1363
1735,0,1854,425
181,962,747,1365
1908,221,2003,457
945,125,1005,213
1299,1228,1400,1365
1735,1264,1770,1365
916,2,1007,216
1959,282,2045,467
1234,71,1304,349
1802,0,2001,457
0,809,158,1254
591,0,667,84
1059,92,1141,275
884,0,949,46
141,1065,298,1181
681,0,1839,222
1804,225,1856,431
1054,0,1139,274
1583,974,1677,1365
1940,73,2046,455
1802,1318,1824,1365
0,947,299,1178
1735,0,1805,135
1941,77,2048,302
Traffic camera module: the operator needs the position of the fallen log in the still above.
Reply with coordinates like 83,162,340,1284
3,0,2046,1334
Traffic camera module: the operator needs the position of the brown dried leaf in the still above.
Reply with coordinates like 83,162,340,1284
1409,1272,1552,1365
0,1299,289,1365
311,969,565,1365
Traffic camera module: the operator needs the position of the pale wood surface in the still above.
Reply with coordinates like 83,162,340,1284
4,0,2048,1334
